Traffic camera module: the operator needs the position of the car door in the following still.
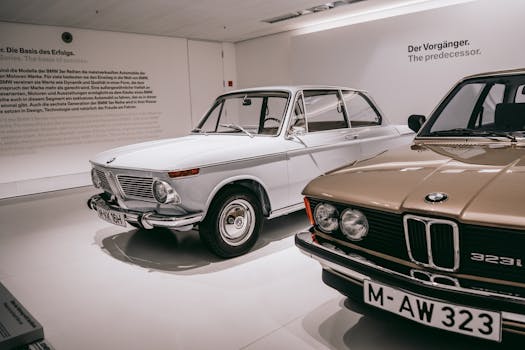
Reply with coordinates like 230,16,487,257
286,89,361,205
342,90,409,159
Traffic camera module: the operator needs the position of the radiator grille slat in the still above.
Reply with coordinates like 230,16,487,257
407,220,428,264
431,224,455,269
117,175,154,200
95,169,112,193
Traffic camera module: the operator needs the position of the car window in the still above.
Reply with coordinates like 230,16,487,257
477,84,505,126
429,83,484,132
515,85,525,103
303,90,348,132
342,91,381,127
289,94,307,133
196,92,289,136
217,96,261,131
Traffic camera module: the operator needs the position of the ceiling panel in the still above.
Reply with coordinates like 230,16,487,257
0,0,470,42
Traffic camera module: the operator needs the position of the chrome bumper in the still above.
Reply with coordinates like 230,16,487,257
87,194,203,230
295,231,525,334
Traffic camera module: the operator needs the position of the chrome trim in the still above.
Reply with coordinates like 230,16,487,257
403,214,460,272
268,202,304,219
152,179,181,204
106,170,125,199
88,194,202,229
295,231,525,306
410,269,460,287
91,151,288,174
502,312,525,326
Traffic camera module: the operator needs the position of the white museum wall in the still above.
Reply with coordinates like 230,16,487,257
236,0,522,124
188,40,224,125
0,23,234,198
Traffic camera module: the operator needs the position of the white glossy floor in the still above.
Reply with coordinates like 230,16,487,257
0,187,522,349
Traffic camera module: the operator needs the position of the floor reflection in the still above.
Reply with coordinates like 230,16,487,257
302,296,522,349
98,227,219,272
94,210,310,275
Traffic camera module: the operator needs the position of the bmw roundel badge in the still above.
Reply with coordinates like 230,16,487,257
425,192,448,203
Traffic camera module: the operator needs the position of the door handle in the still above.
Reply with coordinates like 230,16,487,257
345,134,358,140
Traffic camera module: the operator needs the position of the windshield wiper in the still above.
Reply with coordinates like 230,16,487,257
427,128,517,142
191,127,208,135
219,123,254,138
480,130,517,142
427,128,478,136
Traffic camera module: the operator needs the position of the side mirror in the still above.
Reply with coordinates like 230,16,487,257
287,126,306,139
408,114,426,133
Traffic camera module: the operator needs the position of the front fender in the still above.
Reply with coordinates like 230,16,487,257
202,174,272,218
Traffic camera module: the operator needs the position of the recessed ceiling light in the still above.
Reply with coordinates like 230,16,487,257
262,0,366,24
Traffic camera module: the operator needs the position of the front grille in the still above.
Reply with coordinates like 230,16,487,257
117,175,154,200
460,224,525,284
95,169,112,193
309,197,525,289
404,215,458,272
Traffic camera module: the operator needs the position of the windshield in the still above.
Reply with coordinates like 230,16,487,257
194,91,290,136
419,75,525,139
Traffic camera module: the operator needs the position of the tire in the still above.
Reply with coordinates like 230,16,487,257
127,222,142,229
200,186,263,258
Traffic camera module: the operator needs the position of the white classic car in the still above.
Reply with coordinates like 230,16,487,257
87,86,414,257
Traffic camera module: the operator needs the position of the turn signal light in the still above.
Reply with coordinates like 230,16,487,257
304,197,315,225
168,168,200,178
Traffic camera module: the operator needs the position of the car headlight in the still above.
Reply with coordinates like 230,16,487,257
91,168,101,188
340,208,369,241
152,180,181,204
314,203,339,233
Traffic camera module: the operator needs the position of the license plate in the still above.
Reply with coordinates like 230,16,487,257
363,280,501,342
97,206,127,227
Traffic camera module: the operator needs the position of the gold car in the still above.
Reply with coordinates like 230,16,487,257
295,69,525,342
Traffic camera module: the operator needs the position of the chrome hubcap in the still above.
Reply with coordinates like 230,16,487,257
219,199,255,246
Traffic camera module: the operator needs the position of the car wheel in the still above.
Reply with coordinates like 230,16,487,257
200,186,263,258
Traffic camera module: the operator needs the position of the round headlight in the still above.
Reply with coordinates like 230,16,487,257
314,203,339,233
91,168,101,188
152,180,181,204
340,208,369,241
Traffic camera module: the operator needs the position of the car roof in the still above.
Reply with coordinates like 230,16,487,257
462,68,525,80
221,85,366,96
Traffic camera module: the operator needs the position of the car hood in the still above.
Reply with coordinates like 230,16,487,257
91,134,286,171
303,140,525,229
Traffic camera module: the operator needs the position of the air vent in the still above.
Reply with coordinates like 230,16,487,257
263,12,303,24
262,0,366,24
